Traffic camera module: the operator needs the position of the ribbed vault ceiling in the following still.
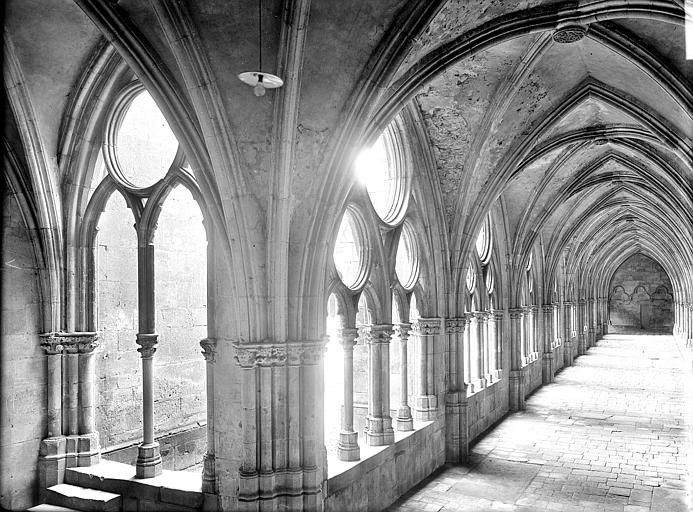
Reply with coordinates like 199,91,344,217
408,12,692,299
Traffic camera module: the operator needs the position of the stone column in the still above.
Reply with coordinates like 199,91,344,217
463,314,472,386
492,310,504,380
687,304,693,347
135,333,161,478
599,297,609,336
486,312,497,383
563,302,573,367
577,300,587,355
200,338,217,492
394,323,413,431
40,334,64,438
77,334,99,466
64,339,80,437
541,305,554,384
509,309,525,411
475,312,487,388
135,237,162,478
529,305,538,358
234,340,327,511
337,328,360,460
469,314,480,389
362,324,394,446
519,308,527,365
410,318,440,421
445,318,468,463
587,298,595,347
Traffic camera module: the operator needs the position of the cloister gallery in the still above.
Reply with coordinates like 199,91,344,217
2,1,692,511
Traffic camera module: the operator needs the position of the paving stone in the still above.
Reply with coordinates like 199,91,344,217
387,335,691,512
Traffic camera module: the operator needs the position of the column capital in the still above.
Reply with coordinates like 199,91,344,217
578,299,586,305
136,333,159,358
233,339,327,368
509,308,524,320
337,327,359,348
445,318,465,333
200,338,217,363
411,317,442,335
40,332,99,354
491,309,504,322
542,304,554,314
40,333,64,355
587,298,595,305
474,311,490,321
393,323,412,339
359,324,393,344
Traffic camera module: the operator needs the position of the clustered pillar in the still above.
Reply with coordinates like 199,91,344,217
362,324,395,446
508,309,525,411
394,323,414,431
38,332,100,495
410,318,440,421
235,340,326,510
541,305,554,384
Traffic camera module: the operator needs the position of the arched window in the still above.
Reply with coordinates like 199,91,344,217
85,82,211,479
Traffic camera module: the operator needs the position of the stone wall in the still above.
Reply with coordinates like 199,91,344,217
1,184,46,510
95,186,207,465
608,254,674,333
523,357,542,398
325,421,445,512
467,379,508,442
102,424,206,471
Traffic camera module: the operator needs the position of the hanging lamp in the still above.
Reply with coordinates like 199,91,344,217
238,0,283,96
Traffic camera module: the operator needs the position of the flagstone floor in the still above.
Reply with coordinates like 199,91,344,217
388,335,692,512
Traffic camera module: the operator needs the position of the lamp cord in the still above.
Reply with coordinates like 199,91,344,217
258,0,262,71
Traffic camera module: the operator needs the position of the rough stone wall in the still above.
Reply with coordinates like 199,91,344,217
608,254,674,333
1,184,46,510
95,186,207,465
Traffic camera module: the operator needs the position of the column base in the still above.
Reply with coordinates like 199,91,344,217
509,370,525,412
201,451,215,493
444,392,468,464
396,405,414,431
413,395,437,421
135,442,163,478
337,431,361,461
365,416,394,446
542,352,554,384
38,434,101,501
563,340,572,367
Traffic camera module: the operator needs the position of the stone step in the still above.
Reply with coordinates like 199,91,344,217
27,505,81,512
46,483,122,512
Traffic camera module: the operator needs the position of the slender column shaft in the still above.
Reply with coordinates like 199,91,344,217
395,324,413,431
77,337,99,434
364,325,394,446
519,310,527,364
135,241,162,478
418,333,427,396
487,314,496,379
40,335,64,438
200,338,216,492
337,327,359,459
65,343,79,436
463,315,471,384
494,311,503,376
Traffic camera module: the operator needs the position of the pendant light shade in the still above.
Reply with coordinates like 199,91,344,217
238,0,283,96
238,71,283,97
